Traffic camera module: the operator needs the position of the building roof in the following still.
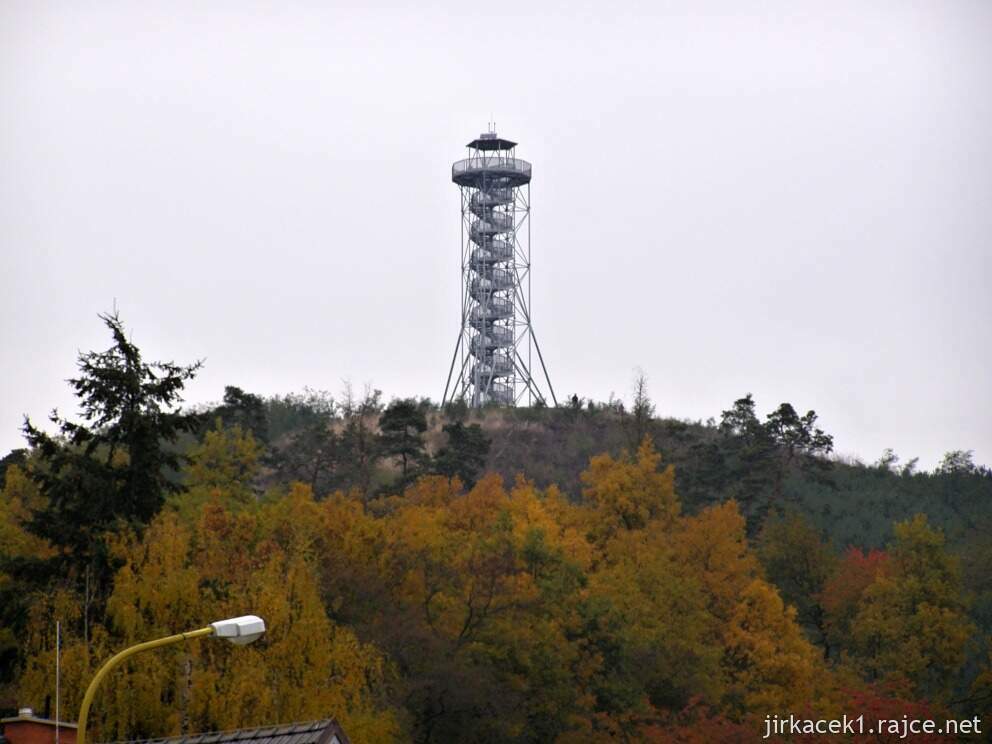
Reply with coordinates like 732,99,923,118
111,720,349,744
466,133,517,151
1,712,78,729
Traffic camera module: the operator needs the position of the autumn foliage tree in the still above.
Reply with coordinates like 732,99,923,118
819,547,890,655
847,515,974,699
18,485,400,743
757,510,837,649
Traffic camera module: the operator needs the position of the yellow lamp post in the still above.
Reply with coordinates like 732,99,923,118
76,615,265,744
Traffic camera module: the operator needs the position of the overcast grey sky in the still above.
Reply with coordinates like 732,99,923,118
2,1,990,470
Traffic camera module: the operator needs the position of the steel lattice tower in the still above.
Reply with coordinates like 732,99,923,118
443,130,556,407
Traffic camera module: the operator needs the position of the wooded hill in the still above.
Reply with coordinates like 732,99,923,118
2,314,990,743
231,381,992,555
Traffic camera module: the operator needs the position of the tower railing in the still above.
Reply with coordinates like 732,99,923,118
452,157,532,182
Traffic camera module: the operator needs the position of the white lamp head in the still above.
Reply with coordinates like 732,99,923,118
210,615,266,645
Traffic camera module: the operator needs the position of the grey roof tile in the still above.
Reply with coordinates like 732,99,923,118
108,719,348,744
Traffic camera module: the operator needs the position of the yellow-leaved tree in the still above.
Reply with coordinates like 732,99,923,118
849,514,974,699
170,422,263,521
18,482,400,744
580,436,679,546
673,500,824,715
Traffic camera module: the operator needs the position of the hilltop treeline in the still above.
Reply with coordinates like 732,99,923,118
2,314,991,743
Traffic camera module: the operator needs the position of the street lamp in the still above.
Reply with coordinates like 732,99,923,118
76,615,266,744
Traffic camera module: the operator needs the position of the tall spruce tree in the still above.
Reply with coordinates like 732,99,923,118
22,312,202,584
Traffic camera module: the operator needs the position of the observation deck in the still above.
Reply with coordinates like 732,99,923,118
452,157,532,188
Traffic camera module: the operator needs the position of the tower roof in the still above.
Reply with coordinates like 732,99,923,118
467,133,517,151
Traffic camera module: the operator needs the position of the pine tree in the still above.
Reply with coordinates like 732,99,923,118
378,399,428,484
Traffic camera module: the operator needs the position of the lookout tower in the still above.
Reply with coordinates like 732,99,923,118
442,129,556,407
